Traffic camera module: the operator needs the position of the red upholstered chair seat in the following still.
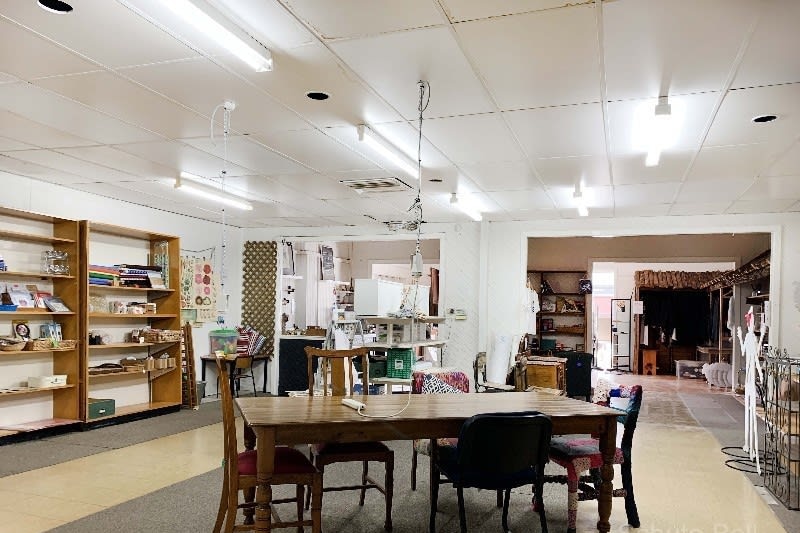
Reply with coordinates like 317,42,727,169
237,447,318,476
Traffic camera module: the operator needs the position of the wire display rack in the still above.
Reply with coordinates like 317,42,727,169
763,348,800,509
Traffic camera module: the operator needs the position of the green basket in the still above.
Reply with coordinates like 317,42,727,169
386,348,414,379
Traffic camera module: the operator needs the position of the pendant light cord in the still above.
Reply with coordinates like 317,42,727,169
211,102,234,322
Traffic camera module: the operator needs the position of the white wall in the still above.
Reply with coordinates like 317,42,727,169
0,172,246,395
488,214,800,364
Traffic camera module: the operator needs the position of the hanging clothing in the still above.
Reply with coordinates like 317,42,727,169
726,295,736,332
524,287,540,334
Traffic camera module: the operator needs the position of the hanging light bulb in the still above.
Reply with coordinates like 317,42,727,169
411,247,424,278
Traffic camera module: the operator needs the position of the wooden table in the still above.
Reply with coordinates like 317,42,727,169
237,391,620,532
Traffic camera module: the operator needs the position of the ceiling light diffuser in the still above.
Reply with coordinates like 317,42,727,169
633,96,684,168
357,124,419,180
450,192,483,221
160,0,273,72
573,184,589,217
174,173,253,211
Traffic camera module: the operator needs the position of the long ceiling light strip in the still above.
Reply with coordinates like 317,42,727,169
160,0,273,72
357,124,419,180
175,172,253,211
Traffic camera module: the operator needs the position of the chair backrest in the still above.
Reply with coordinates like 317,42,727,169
234,355,253,371
214,355,239,477
603,385,643,449
456,411,552,483
564,352,593,398
304,346,369,397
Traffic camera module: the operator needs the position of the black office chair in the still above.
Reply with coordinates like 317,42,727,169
430,411,552,533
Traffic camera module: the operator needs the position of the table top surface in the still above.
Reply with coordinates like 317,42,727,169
237,391,619,429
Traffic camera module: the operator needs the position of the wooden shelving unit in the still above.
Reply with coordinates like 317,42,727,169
0,207,82,437
80,221,182,423
526,270,588,354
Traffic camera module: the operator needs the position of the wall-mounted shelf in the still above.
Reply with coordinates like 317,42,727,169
0,270,75,280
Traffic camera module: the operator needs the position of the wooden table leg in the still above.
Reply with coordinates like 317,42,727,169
596,419,616,532
254,427,276,533
243,422,257,525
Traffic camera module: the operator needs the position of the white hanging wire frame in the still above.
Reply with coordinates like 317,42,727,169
210,102,233,320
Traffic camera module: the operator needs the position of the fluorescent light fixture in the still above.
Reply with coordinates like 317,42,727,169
450,192,483,221
633,96,684,167
161,0,273,72
357,124,419,180
174,173,253,211
573,184,589,217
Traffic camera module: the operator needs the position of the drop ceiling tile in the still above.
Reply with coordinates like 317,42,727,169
0,18,99,80
603,0,760,99
454,4,601,109
325,197,409,219
668,202,730,216
35,72,210,139
486,189,553,211
0,153,89,184
252,129,376,173
613,205,672,218
559,206,614,219
0,0,199,69
505,103,606,159
67,181,184,212
705,85,800,147
322,216,381,227
606,92,719,156
181,135,311,176
422,114,525,164
120,57,311,134
727,198,796,214
676,178,753,203
0,72,19,84
533,156,610,188
238,43,401,128
0,136,37,151
330,26,495,119
614,183,680,207
745,176,800,201
611,152,694,185
279,0,446,39
459,160,537,191
114,140,252,178
733,0,800,88
6,149,137,183
686,144,772,182
764,143,800,177
208,0,315,50
260,173,359,201
788,201,800,212
443,0,574,22
0,110,97,149
56,146,178,178
0,83,159,145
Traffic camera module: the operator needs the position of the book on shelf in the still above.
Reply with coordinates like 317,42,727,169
43,297,71,313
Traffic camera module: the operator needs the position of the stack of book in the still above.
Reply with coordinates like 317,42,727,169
118,265,165,289
89,265,119,286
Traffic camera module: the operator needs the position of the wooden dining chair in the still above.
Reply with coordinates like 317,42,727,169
303,346,395,531
214,355,322,533
232,355,258,397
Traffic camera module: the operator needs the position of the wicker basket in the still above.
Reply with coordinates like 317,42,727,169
0,338,26,351
142,329,182,343
25,339,77,351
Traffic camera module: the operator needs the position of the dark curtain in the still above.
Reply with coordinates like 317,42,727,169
709,291,719,342
429,267,439,316
640,289,711,346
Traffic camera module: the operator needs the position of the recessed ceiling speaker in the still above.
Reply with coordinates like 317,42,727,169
38,0,73,14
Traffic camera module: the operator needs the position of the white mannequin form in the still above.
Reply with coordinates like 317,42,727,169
737,306,766,474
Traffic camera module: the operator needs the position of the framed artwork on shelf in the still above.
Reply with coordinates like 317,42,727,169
540,318,554,332
12,320,31,340
43,297,71,313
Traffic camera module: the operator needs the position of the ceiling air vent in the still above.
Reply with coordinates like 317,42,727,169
339,177,412,193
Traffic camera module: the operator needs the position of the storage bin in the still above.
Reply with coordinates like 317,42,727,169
88,398,115,419
386,348,414,379
210,328,238,355
675,359,704,379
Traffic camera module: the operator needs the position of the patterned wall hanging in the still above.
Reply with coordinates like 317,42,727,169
242,241,277,358
180,255,218,324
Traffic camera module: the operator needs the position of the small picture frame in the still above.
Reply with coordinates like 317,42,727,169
12,320,31,340
540,318,555,332
576,343,585,352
